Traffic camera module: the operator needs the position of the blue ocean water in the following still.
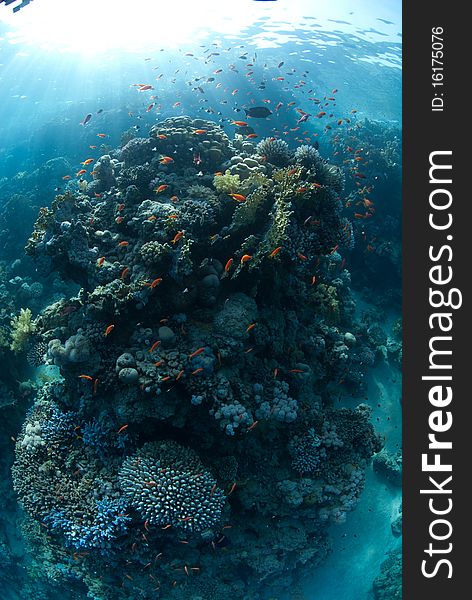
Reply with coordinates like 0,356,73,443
0,1,402,599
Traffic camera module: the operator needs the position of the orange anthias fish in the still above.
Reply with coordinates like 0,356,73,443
148,340,161,353
97,256,105,267
78,375,94,381
150,277,162,289
96,133,107,138
120,267,130,280
246,133,258,139
117,424,129,434
154,184,169,194
118,241,129,247
76,169,87,176
246,323,256,333
224,258,234,272
171,231,184,244
229,193,246,202
159,156,174,165
189,347,205,359
62,175,71,180
81,158,94,166
232,120,248,127
193,129,207,135
104,324,115,336
240,254,252,264
269,246,282,258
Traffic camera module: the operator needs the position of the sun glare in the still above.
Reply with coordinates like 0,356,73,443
0,0,401,55
0,0,276,54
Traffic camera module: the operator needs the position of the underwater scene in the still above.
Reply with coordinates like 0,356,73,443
0,1,402,599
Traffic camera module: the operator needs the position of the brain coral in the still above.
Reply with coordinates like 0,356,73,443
119,441,226,534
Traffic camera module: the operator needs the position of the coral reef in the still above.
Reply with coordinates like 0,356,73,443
11,116,384,599
373,550,402,600
149,115,233,170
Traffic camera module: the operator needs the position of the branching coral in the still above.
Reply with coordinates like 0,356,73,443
228,179,271,233
289,428,325,473
119,441,226,534
256,137,292,166
293,144,321,168
213,170,241,194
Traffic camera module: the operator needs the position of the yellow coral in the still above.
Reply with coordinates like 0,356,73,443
310,283,340,323
10,308,36,353
213,170,241,194
240,171,269,194
230,183,270,233
231,172,294,276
